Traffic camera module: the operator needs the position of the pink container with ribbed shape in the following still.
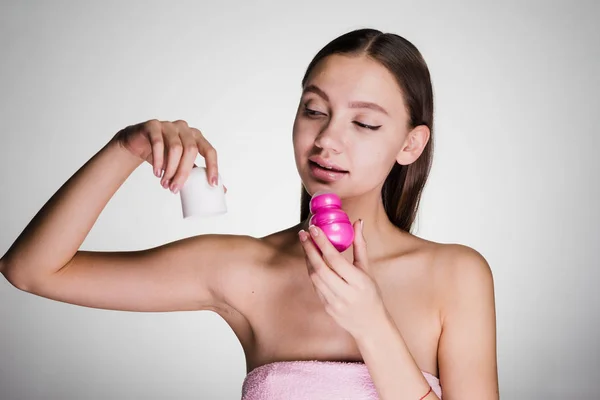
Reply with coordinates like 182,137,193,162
308,192,354,252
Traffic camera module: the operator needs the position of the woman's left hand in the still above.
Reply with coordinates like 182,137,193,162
298,220,389,340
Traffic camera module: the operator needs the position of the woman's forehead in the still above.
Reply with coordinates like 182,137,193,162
304,54,406,117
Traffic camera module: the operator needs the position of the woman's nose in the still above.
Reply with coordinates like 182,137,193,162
314,121,345,154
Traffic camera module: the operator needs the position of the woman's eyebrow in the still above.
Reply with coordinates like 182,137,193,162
302,84,389,116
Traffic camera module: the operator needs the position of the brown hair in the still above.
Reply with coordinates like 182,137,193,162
299,28,434,233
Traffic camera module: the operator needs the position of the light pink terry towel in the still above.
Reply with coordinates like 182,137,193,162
241,360,442,399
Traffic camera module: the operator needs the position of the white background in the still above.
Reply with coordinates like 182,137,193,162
1,1,598,398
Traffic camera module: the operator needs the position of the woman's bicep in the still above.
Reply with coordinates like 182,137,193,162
437,245,499,400
19,234,245,313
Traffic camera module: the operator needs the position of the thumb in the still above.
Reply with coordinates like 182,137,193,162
352,219,368,271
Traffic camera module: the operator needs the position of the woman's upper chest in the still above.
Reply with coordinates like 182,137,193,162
237,251,442,372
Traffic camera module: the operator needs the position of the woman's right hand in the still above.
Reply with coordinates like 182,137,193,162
112,119,221,194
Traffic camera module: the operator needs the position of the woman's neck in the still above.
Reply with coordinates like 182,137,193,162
301,189,402,261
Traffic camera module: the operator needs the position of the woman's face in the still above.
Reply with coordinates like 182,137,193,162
292,54,416,199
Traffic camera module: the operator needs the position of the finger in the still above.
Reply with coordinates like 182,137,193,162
301,246,335,306
308,225,361,286
308,225,340,260
145,120,164,177
191,128,219,186
352,219,369,272
313,282,328,305
299,229,329,272
169,132,198,193
224,185,228,194
310,267,339,306
300,229,350,295
161,123,183,187
312,259,349,299
299,230,317,274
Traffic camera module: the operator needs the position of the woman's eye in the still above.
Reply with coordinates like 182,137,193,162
303,107,324,117
354,121,382,131
303,105,381,131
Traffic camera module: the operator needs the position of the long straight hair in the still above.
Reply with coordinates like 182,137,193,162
299,28,434,233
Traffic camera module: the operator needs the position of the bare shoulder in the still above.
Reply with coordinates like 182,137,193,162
424,242,496,326
431,243,494,290
203,233,277,303
389,234,494,304
208,227,300,309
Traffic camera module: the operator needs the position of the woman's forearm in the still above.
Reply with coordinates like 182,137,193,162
356,311,439,400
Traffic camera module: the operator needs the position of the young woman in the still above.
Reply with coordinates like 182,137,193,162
0,28,498,399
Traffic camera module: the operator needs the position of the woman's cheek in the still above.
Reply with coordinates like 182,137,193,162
294,127,317,151
360,150,393,178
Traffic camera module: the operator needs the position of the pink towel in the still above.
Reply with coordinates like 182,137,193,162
241,360,442,399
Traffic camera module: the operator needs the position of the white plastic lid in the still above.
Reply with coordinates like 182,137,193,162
179,166,227,219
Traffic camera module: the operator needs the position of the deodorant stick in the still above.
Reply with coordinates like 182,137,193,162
309,191,354,252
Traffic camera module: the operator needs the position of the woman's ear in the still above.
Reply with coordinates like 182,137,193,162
395,125,430,165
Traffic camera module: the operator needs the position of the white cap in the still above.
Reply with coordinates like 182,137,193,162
179,166,227,219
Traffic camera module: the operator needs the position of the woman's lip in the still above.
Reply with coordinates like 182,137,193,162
308,159,348,173
308,161,348,182
308,157,347,172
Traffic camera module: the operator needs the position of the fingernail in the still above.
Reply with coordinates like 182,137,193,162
154,168,160,177
171,183,178,193
360,219,366,240
211,176,218,186
298,230,308,242
308,225,318,236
